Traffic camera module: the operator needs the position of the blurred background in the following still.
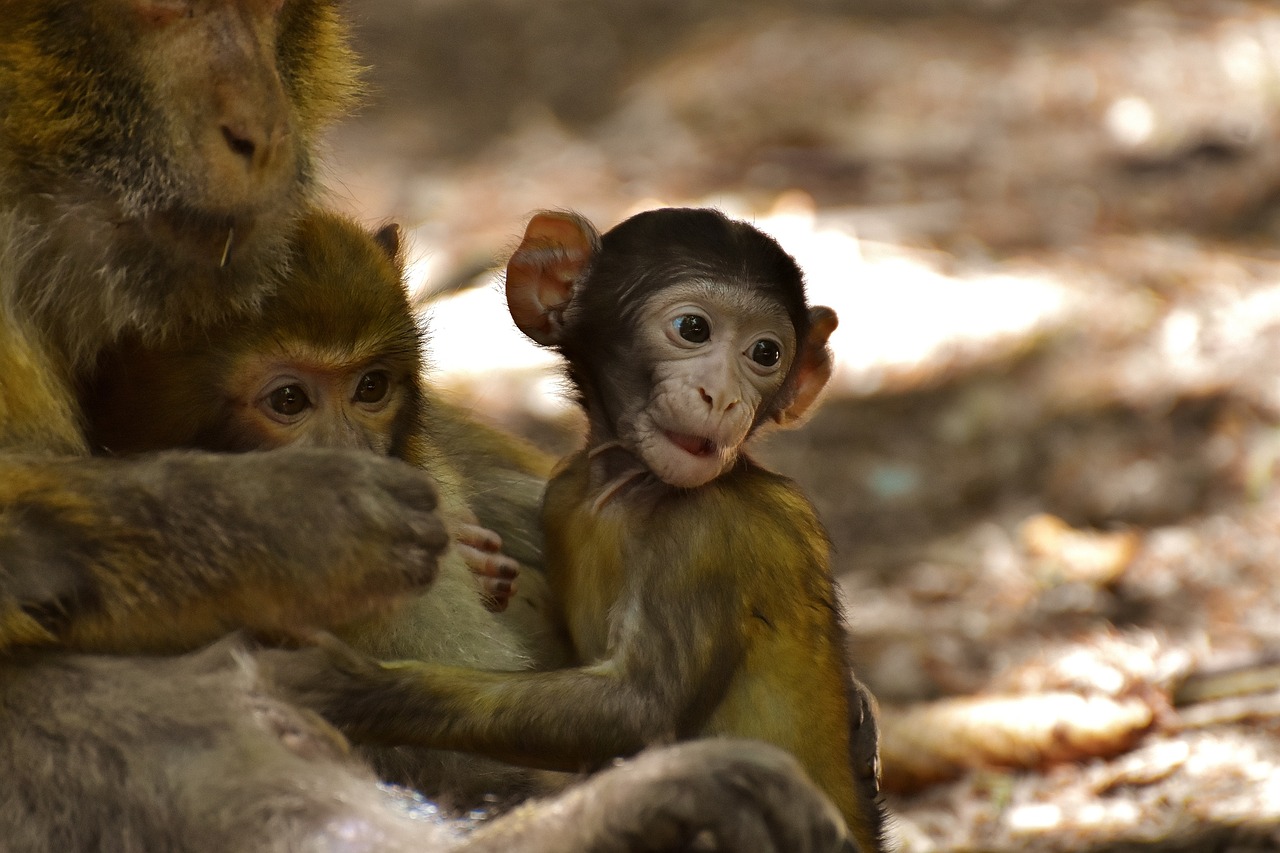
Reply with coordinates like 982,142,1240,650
328,2,1280,849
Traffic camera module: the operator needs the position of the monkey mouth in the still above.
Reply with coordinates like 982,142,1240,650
663,430,717,458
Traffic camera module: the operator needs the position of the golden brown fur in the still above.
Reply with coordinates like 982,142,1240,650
545,455,885,851
0,0,442,654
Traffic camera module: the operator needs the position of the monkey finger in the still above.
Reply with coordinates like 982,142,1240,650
238,625,330,650
455,522,503,553
456,543,521,581
311,631,388,676
252,632,392,719
480,578,517,612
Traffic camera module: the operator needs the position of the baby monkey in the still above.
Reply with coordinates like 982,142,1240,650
507,207,886,851
84,211,519,611
284,208,885,852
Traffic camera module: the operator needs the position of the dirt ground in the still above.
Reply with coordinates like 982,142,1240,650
331,1,1280,849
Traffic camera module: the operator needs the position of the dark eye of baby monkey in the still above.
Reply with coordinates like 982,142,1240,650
355,371,390,403
269,385,309,415
674,314,710,343
750,339,782,367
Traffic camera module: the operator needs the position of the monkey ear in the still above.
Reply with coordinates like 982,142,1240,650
505,211,599,346
774,306,838,427
373,224,402,262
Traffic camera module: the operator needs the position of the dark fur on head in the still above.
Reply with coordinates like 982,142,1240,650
556,207,812,433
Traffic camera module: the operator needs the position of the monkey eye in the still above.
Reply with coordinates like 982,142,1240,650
674,314,711,344
267,384,310,416
749,339,782,368
355,371,390,404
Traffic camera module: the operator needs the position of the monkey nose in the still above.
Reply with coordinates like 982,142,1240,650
221,118,289,174
699,387,738,413
221,125,259,164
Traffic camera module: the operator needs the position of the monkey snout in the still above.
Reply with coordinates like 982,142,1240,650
215,118,290,179
221,125,258,163
697,386,740,415
205,83,295,207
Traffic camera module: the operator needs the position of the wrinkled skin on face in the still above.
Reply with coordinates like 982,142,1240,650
620,280,797,488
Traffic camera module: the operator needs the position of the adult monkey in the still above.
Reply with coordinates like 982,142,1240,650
0,0,448,652
0,1,853,850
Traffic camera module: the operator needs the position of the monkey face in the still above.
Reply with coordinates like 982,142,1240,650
506,207,838,492
124,0,305,272
619,281,796,489
3,0,318,279
226,352,413,455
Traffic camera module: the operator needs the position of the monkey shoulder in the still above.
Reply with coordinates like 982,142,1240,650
705,463,842,612
713,462,829,551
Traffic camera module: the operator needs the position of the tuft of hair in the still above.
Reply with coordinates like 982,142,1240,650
588,208,810,341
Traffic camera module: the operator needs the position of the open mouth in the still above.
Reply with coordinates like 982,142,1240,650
664,430,717,458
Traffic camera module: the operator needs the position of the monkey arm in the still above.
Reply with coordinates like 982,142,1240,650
344,661,674,770
0,449,449,653
263,564,746,773
0,324,88,456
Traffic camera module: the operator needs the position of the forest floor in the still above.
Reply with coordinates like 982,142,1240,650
332,2,1280,849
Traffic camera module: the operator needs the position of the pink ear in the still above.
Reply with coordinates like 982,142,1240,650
774,306,838,426
504,211,599,346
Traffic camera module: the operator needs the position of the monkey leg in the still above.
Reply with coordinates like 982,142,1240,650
0,638,466,853
2,638,852,853
0,448,449,653
459,739,854,853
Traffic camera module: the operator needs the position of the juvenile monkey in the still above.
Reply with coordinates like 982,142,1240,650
273,208,887,852
0,2,853,850
84,209,548,803
85,210,522,613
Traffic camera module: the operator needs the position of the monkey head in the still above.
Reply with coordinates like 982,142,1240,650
506,207,838,489
0,0,360,353
208,217,423,455
87,213,425,458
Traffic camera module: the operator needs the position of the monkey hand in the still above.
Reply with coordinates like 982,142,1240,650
462,738,854,853
250,630,407,725
0,449,450,652
454,522,521,612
